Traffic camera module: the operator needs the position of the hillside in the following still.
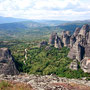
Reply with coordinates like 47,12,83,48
57,20,90,33
0,19,90,41
0,16,28,24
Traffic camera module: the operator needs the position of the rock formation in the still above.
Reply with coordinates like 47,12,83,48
68,24,90,59
69,59,79,70
68,24,90,72
49,32,63,48
70,35,76,48
81,44,90,73
61,31,71,47
0,48,19,75
40,24,90,73
39,41,48,48
73,27,80,37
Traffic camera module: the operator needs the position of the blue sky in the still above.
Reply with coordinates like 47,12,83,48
0,0,90,20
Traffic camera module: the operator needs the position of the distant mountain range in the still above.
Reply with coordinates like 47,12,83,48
0,16,90,41
0,16,29,24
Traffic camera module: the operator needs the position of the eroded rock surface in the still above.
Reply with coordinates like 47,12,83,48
0,74,90,90
68,24,90,72
69,59,79,70
61,31,71,47
49,32,63,48
0,48,19,75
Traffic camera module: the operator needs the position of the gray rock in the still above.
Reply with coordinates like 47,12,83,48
73,27,80,37
69,59,79,70
0,48,19,75
81,44,90,73
62,31,71,47
39,41,48,48
49,32,63,48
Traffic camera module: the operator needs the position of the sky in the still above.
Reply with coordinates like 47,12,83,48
0,0,90,20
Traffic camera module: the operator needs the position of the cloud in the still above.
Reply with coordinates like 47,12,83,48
0,0,90,20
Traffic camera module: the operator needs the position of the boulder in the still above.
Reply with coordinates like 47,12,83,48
69,59,79,70
81,57,90,73
39,41,48,48
0,48,19,75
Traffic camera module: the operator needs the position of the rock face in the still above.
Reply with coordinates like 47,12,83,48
68,24,90,60
73,27,80,37
0,74,90,90
0,48,19,75
49,32,63,48
68,24,90,72
61,31,71,47
39,41,48,48
81,44,90,73
69,59,79,70
41,24,90,73
70,35,76,48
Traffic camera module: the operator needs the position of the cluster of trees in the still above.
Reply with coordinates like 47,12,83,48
11,44,90,79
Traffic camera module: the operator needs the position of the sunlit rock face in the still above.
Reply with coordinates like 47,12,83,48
49,32,58,45
73,27,80,37
49,32,63,48
68,24,90,61
79,24,89,37
69,59,79,70
61,31,71,47
0,48,19,75
81,44,90,73
68,24,90,73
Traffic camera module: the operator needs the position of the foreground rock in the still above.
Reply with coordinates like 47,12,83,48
0,74,90,90
0,48,19,75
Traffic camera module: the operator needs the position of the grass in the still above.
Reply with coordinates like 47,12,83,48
0,80,32,90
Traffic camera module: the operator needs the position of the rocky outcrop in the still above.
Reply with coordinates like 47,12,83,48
68,24,90,72
49,32,57,45
81,44,90,73
68,24,90,60
0,74,90,90
73,27,80,37
69,59,79,70
79,24,89,37
68,42,82,61
0,48,19,75
39,41,48,48
70,35,76,48
62,31,71,47
49,32,63,48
